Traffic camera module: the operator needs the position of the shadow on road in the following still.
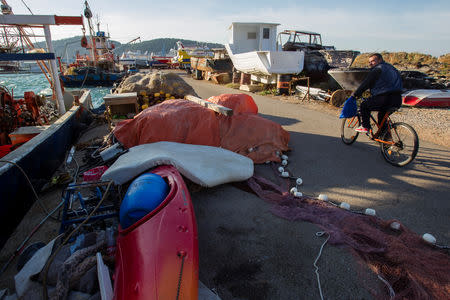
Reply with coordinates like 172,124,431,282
284,130,449,233
258,113,300,126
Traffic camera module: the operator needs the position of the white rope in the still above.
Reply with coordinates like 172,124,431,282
377,274,395,299
313,231,330,300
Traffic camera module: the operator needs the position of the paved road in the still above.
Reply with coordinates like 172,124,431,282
180,71,450,300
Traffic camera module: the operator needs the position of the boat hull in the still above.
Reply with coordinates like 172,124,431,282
60,72,125,87
113,165,199,300
226,44,304,76
328,68,370,91
0,91,93,249
402,89,450,107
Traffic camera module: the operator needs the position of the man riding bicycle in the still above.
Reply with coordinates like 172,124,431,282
352,53,403,133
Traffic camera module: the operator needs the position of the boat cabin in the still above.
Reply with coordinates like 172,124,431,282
227,22,279,54
278,30,335,51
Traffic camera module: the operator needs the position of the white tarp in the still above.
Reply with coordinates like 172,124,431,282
14,238,57,297
101,142,254,187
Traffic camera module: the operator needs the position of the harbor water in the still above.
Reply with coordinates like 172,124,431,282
0,73,109,108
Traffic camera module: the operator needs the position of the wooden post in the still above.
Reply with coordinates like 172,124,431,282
185,95,233,116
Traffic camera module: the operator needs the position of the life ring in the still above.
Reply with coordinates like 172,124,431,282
81,36,88,48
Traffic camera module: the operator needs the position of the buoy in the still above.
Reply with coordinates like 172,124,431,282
340,202,350,210
422,233,436,245
390,221,401,230
281,171,289,178
281,154,288,160
281,160,288,166
296,178,303,186
364,208,376,216
278,166,284,173
294,191,303,197
318,194,328,201
290,187,298,194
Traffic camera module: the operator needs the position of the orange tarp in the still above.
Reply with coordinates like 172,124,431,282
207,93,258,114
113,94,289,163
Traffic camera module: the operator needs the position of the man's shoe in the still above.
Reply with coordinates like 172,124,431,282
355,126,369,133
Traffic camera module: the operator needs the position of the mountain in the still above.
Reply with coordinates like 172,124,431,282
114,38,223,56
35,37,224,62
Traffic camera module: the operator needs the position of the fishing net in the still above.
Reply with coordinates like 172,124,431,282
113,71,198,98
207,93,258,114
247,174,450,300
113,96,289,163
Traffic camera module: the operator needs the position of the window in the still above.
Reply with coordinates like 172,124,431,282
247,32,256,39
263,28,270,39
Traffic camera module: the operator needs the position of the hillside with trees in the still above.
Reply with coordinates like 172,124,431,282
35,37,224,63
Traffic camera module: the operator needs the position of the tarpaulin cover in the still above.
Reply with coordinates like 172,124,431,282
113,96,289,163
207,93,258,114
101,141,254,187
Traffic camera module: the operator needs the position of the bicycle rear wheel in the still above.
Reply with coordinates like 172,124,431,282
341,116,360,145
380,122,419,167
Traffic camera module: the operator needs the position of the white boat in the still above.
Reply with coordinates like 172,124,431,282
119,50,150,68
225,22,304,76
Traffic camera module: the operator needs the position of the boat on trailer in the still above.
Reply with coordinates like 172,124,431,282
225,22,304,83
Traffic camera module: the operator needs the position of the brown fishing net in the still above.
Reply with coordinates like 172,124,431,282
247,175,450,300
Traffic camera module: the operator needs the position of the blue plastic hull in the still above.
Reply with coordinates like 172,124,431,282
0,92,93,249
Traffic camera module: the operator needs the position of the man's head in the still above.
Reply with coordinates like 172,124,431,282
368,53,383,68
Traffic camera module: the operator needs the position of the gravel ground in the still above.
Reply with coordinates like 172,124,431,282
274,95,450,148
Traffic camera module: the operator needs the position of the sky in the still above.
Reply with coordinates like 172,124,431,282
4,0,450,57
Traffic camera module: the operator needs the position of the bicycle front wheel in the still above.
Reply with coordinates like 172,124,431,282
341,116,360,145
380,122,419,167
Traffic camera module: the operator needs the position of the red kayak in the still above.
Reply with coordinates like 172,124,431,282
113,165,198,300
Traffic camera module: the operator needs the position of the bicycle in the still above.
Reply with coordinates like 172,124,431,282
340,106,419,167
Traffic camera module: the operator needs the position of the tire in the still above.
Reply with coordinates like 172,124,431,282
380,122,419,167
341,116,360,145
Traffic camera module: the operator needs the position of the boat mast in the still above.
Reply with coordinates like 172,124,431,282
84,1,97,67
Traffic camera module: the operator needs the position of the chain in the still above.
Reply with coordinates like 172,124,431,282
176,251,186,300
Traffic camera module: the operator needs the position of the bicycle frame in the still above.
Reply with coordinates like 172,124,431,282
369,112,396,145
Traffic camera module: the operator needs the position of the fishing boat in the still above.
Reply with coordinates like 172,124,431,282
278,30,360,80
225,22,305,79
0,11,93,248
59,1,125,87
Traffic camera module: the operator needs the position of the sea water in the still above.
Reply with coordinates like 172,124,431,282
0,73,109,108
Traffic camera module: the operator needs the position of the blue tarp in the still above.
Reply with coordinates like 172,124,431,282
0,53,55,61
